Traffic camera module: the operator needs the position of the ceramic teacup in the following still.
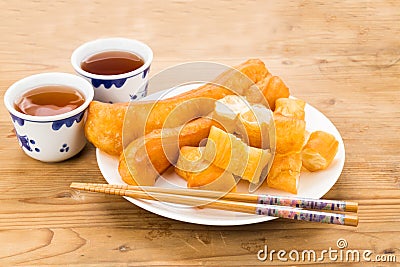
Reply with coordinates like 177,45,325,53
3,72,94,162
71,37,153,103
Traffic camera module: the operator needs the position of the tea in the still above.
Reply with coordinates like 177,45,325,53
15,85,85,116
80,50,144,75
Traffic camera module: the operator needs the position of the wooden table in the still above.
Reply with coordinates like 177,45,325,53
1,1,399,266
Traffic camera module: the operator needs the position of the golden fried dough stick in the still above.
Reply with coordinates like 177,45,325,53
267,152,302,194
244,74,290,110
263,76,290,110
175,146,237,192
274,98,306,120
119,117,222,186
126,59,269,137
273,114,306,154
301,131,339,171
266,99,306,194
85,59,269,156
84,102,126,156
202,126,271,184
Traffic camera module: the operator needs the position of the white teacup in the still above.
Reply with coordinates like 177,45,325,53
3,73,94,162
71,38,153,103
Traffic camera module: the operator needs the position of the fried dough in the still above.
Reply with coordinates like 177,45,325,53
119,117,221,186
238,104,273,149
175,146,237,192
267,152,302,194
85,59,269,155
274,114,306,154
263,76,290,110
301,131,339,171
84,101,126,156
274,98,306,120
245,74,290,110
203,126,271,184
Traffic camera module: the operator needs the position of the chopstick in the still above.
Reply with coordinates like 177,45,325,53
70,183,358,227
71,182,358,212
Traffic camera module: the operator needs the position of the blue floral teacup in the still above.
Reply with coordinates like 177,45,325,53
71,37,153,103
4,73,94,162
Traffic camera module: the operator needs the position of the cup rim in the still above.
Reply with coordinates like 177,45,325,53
71,37,153,80
4,72,94,122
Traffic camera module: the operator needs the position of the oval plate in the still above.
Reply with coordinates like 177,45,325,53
96,84,345,226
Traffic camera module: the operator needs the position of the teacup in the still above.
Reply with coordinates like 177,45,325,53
71,37,153,103
3,72,94,162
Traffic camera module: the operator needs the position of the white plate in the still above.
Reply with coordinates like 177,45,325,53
96,85,345,226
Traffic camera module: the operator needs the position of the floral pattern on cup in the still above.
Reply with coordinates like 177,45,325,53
91,77,127,89
142,67,150,79
11,113,25,126
129,88,148,101
52,110,85,131
16,132,40,152
10,110,85,132
59,143,70,153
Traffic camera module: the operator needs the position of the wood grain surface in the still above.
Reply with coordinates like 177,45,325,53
0,0,399,266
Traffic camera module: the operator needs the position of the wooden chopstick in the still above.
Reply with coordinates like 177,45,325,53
71,182,358,213
70,183,358,226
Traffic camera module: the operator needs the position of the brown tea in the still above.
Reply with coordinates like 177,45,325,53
80,50,144,75
15,85,85,116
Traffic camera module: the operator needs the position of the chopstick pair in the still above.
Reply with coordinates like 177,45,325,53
70,182,358,227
